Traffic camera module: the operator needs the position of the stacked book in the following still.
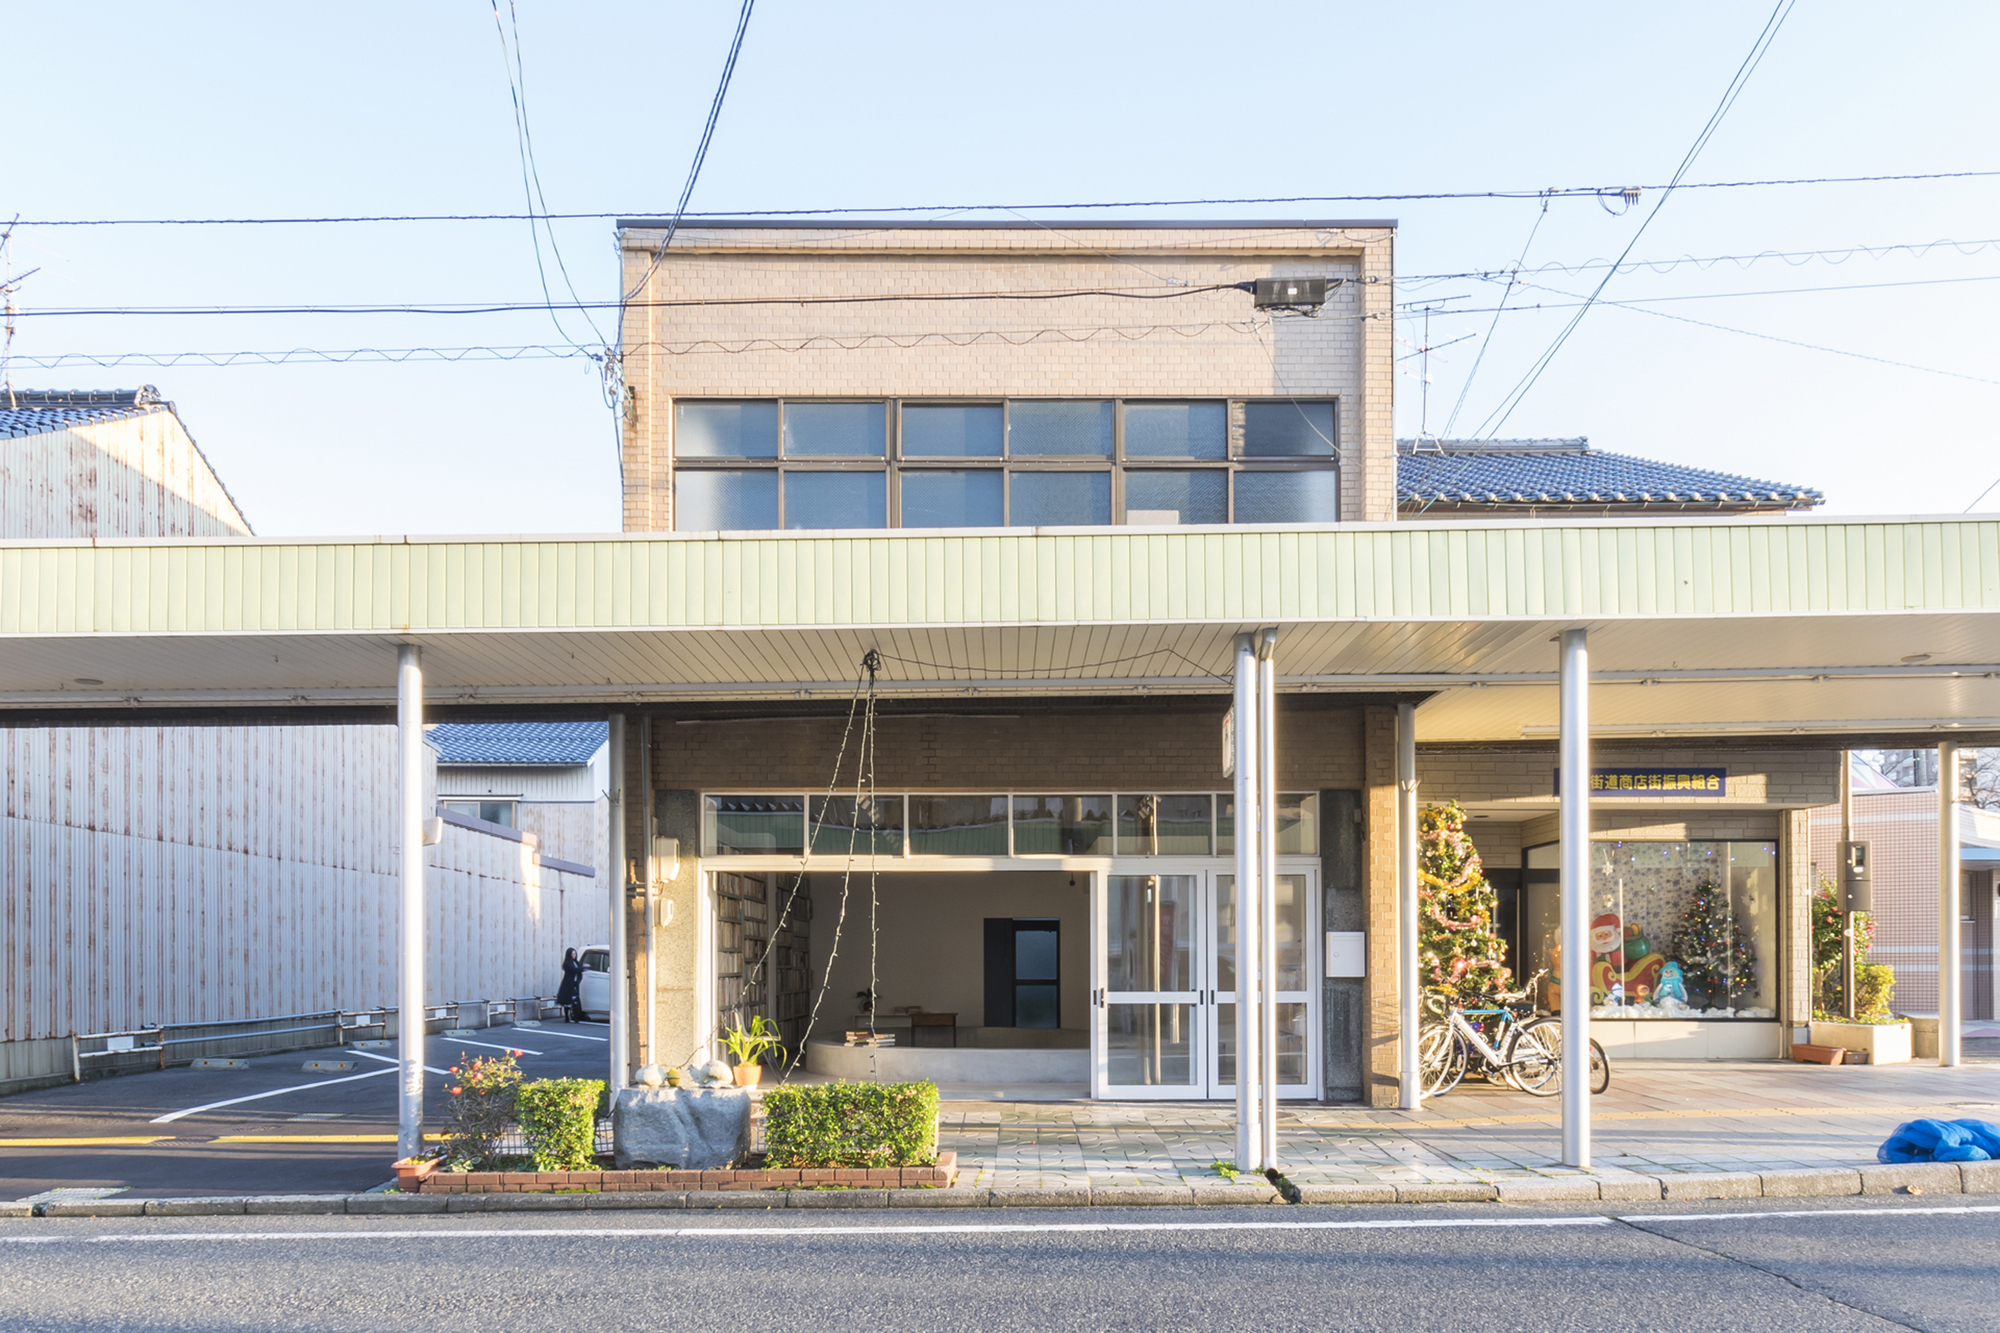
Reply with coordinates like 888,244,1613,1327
843,1030,894,1047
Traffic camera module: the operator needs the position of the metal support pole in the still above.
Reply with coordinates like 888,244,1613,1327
1396,700,1420,1111
395,644,425,1162
1840,750,1855,1020
1232,632,1262,1173
1941,742,1963,1068
607,714,629,1094
1558,628,1591,1168
1257,628,1279,1168
640,715,656,1067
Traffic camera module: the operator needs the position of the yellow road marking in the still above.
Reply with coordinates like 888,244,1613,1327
210,1134,399,1144
0,1137,169,1147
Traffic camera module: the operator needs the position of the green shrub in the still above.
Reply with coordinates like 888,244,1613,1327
516,1078,606,1171
440,1051,522,1170
762,1080,938,1168
1855,962,1897,1021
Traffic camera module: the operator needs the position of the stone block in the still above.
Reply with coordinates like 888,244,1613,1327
1297,1183,1398,1205
0,1202,33,1218
585,1192,688,1210
990,1187,1092,1209
1594,1175,1664,1201
1494,1177,1600,1203
1860,1162,1963,1195
613,1087,753,1171
145,1198,248,1216
243,1196,349,1215
447,1193,588,1212
685,1190,781,1209
1959,1160,2000,1195
1189,1185,1276,1206
40,1199,147,1218
1658,1173,1761,1201
347,1194,449,1214
885,1188,987,1207
786,1189,889,1209
1396,1183,1498,1203
1757,1168,1861,1199
1090,1186,1196,1207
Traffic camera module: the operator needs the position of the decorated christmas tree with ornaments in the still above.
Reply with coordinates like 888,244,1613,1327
1670,879,1756,1009
1417,801,1513,1000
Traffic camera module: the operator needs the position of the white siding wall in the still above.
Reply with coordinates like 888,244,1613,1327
437,762,601,803
1,725,608,1043
516,799,608,875
0,411,250,538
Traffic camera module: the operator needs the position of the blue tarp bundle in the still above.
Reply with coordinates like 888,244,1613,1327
1877,1118,2000,1163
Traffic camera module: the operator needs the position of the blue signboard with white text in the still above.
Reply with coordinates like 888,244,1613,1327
1553,767,1727,797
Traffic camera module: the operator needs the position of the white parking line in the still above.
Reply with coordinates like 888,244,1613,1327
16,1203,1999,1245
149,1069,395,1124
515,1027,607,1044
347,1049,450,1076
435,1037,544,1056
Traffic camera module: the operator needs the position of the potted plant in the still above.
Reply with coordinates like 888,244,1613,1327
721,1014,785,1087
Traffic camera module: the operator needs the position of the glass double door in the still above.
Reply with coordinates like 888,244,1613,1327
1092,869,1315,1100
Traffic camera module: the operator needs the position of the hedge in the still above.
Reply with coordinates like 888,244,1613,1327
516,1077,606,1171
762,1080,938,1168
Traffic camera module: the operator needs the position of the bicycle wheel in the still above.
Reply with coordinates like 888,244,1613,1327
1515,1019,1611,1096
1509,1018,1563,1097
1418,1020,1467,1097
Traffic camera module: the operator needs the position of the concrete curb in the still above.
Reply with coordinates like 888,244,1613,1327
14,1167,1996,1216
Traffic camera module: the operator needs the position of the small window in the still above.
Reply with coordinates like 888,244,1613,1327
1235,469,1337,523
580,949,610,973
785,471,887,530
1012,795,1113,855
1243,401,1336,457
901,469,1003,528
809,794,905,858
1117,795,1213,856
1010,471,1110,526
1010,401,1112,456
1124,470,1227,525
677,401,778,458
441,799,515,828
1216,792,1318,856
1124,402,1227,459
902,404,1003,457
908,795,1009,855
704,794,805,856
676,469,778,532
784,402,886,457
985,918,1061,1029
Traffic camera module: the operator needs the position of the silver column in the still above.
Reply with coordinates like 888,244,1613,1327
1257,628,1279,1168
607,714,629,1094
1397,700,1420,1111
1558,628,1591,1168
1940,742,1962,1068
395,644,425,1162
1232,632,1262,1172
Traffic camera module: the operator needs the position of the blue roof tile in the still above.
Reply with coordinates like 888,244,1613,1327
0,388,168,440
1397,439,1821,510
426,721,609,765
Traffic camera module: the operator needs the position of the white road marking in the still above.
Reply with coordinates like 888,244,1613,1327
149,1070,395,1124
513,1027,607,1044
1630,1204,2000,1223
436,1037,544,1056
347,1049,450,1076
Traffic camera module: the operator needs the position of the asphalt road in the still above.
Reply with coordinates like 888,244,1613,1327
0,1024,611,1199
0,1197,1994,1332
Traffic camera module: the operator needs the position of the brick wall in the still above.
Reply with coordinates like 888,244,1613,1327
617,224,1398,531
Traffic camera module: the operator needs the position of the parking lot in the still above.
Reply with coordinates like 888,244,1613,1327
0,1023,611,1201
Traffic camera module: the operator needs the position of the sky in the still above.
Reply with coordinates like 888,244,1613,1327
3,0,1997,536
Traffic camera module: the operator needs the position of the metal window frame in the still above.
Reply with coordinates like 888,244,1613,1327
669,396,1339,529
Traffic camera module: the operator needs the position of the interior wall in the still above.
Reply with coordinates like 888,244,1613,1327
806,871,1089,1035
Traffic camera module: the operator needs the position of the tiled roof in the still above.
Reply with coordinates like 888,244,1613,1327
426,721,609,766
0,387,170,440
1398,439,1822,510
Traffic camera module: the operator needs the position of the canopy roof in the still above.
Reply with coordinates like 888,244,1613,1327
2,515,1996,744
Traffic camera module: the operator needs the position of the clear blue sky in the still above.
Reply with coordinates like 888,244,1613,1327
5,1,1996,534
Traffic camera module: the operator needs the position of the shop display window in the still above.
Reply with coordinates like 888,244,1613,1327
1522,840,1779,1020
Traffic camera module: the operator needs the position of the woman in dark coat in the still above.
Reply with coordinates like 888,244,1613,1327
556,947,584,1023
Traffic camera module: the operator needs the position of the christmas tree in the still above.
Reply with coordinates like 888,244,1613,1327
1418,801,1513,1000
1670,880,1756,1009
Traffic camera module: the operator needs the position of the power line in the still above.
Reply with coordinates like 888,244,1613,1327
1474,0,1797,438
1403,235,2000,285
7,170,1998,228
1441,190,1549,435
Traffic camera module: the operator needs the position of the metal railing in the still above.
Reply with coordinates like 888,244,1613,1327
67,997,562,1081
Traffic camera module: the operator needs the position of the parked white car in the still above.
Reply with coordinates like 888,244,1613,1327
576,946,611,1021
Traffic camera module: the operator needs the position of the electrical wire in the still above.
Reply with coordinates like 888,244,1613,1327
1441,190,1549,435
9,169,1999,227
1402,235,2000,285
1474,0,1797,438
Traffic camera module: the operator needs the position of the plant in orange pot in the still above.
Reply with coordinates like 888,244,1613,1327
722,1014,785,1088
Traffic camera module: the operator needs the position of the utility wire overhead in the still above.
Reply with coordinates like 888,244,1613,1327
7,169,1998,228
1473,0,1798,438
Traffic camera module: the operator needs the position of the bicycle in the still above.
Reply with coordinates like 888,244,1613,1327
1418,972,1609,1098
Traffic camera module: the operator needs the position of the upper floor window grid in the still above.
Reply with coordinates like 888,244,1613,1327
670,397,1338,531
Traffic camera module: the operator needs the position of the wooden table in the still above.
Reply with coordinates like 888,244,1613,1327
909,1011,958,1048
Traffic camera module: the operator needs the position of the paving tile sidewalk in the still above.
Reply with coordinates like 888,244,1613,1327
940,1056,2000,1191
